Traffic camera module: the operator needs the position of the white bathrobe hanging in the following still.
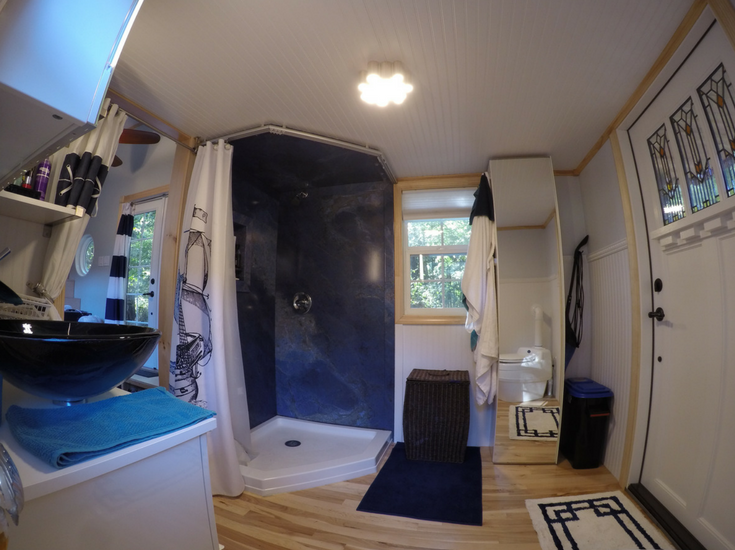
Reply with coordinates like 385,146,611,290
461,173,499,405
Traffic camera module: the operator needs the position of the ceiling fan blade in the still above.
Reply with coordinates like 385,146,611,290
112,155,123,167
119,128,161,145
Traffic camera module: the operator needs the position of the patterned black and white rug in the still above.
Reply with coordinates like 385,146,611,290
526,491,673,550
509,404,560,441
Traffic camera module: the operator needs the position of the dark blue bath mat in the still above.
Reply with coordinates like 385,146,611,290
356,443,482,525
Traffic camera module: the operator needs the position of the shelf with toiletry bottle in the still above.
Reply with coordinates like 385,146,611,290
0,161,83,225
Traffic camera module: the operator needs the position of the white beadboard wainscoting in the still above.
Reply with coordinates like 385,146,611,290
587,239,631,480
394,237,631,471
394,324,494,447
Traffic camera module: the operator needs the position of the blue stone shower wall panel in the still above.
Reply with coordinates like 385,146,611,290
275,181,394,431
232,184,278,428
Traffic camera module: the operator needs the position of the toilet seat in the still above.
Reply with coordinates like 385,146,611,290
499,352,527,363
497,347,553,402
498,347,551,377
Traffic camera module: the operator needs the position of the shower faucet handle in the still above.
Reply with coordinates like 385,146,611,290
293,292,312,314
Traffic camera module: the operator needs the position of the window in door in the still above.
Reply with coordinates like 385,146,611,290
125,195,167,369
697,63,735,198
647,124,686,225
669,97,719,213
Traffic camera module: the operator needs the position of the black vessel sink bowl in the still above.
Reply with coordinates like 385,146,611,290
0,320,160,403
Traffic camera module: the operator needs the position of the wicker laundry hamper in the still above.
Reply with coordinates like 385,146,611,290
403,369,470,463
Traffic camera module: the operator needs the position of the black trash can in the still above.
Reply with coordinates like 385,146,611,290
560,377,613,469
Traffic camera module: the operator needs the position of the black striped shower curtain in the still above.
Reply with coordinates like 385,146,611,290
104,203,133,323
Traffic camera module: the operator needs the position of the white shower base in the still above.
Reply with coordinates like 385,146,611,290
240,416,392,497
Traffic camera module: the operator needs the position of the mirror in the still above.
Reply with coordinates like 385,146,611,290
489,157,564,464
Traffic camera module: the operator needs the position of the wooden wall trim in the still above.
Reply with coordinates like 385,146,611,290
572,0,708,176
119,185,169,209
708,0,735,50
394,173,480,325
610,132,641,488
396,173,481,190
107,89,199,151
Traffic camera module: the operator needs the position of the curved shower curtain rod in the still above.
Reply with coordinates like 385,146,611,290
212,124,397,184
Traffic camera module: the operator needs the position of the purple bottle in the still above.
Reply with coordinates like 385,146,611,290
33,159,51,201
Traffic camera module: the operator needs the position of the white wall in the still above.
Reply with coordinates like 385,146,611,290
394,324,494,447
587,242,631,480
496,221,562,394
555,175,592,379
0,217,49,297
67,137,177,317
554,151,632,481
576,140,632,480
496,228,553,353
579,141,627,250
497,228,550,280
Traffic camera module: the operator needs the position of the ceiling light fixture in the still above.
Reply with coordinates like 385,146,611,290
358,61,413,106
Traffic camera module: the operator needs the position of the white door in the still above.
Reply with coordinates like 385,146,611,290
627,21,735,550
126,195,167,369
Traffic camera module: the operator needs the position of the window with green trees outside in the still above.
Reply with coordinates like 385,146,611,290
125,210,156,326
406,218,470,311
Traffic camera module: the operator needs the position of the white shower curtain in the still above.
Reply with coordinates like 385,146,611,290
32,101,127,305
169,139,252,496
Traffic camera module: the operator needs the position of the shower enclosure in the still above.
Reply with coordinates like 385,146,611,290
229,128,395,495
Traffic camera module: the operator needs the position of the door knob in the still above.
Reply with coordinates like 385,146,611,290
141,291,154,297
648,307,665,321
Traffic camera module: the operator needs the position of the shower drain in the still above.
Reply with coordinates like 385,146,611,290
284,440,301,447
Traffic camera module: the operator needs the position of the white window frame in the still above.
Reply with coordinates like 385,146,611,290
74,234,95,277
403,218,469,316
115,184,170,375
126,195,167,370
394,174,479,325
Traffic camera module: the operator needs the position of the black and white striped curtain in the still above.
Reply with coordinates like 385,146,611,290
104,203,133,324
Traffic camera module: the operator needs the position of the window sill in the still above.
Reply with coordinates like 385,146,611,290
396,314,466,325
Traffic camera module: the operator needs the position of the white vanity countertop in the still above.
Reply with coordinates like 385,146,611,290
0,382,216,501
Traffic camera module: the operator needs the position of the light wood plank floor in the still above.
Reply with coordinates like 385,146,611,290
493,399,561,465
213,444,621,550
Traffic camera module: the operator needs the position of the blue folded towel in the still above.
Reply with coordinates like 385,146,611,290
6,387,216,469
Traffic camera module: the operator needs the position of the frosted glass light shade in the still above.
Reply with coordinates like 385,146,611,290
358,61,413,106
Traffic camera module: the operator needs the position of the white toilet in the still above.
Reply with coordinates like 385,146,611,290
498,347,552,403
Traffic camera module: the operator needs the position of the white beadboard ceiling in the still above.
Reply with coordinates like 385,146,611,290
111,0,696,178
